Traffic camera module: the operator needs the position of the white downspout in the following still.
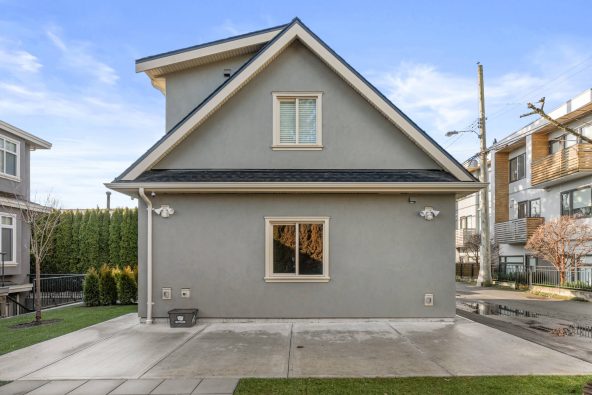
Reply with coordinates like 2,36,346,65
138,188,154,324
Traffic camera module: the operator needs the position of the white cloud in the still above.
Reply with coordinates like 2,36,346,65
372,43,592,160
46,28,119,85
0,25,162,208
219,19,242,36
0,47,42,73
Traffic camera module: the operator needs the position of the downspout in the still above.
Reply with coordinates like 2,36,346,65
138,188,154,324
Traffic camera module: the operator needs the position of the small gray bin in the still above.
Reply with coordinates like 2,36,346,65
168,308,198,328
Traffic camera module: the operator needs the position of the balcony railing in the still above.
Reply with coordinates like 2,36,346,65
494,217,544,245
531,143,592,186
455,228,477,248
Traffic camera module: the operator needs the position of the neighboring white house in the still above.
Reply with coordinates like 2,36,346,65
456,89,592,272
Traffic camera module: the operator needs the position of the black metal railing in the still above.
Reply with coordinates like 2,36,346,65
4,295,33,316
26,274,85,310
531,267,592,291
493,265,529,285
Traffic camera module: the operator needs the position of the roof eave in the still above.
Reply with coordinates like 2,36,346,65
106,181,487,195
135,26,285,75
0,120,52,150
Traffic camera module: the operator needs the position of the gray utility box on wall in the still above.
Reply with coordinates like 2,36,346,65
168,308,199,328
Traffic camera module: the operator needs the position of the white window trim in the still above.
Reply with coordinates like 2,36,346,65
264,216,330,282
0,133,20,182
272,92,323,150
0,212,17,265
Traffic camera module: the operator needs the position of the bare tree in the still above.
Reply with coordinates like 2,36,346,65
8,195,62,324
526,216,592,285
464,234,499,270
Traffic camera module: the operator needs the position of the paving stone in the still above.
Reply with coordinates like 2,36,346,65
26,380,86,395
109,379,163,395
193,378,239,394
68,379,125,395
151,379,201,394
0,381,48,395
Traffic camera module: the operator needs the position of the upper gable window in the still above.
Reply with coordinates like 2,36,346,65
272,92,322,150
0,135,19,180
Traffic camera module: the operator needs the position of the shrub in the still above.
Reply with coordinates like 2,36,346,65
99,264,118,305
83,267,100,306
117,266,138,305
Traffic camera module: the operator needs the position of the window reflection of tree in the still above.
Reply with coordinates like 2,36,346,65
272,223,324,275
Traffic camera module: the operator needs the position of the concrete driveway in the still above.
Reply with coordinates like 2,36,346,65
1,313,592,392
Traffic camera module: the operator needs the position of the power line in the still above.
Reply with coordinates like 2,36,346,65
487,55,592,122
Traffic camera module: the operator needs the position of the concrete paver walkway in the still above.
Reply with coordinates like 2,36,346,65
1,312,592,394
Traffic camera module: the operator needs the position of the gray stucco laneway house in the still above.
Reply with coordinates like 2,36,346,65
107,18,484,322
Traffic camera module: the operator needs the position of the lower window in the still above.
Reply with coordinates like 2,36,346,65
265,217,329,282
0,213,15,263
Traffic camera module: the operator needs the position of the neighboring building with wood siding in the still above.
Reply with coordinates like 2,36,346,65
456,88,592,271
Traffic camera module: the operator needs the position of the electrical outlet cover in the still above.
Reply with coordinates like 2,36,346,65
181,288,190,298
424,293,434,306
162,287,172,300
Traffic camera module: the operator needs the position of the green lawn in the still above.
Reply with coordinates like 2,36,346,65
235,376,592,395
0,304,136,355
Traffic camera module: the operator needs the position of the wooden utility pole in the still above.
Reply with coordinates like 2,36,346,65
476,63,492,286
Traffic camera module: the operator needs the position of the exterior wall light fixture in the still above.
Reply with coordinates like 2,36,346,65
419,206,439,221
154,205,175,218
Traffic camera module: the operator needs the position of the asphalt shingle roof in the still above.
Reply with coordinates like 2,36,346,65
127,169,460,183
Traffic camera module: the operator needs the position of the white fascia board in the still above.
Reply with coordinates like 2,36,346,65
122,22,472,182
106,181,487,194
0,196,51,212
135,28,284,73
0,120,52,149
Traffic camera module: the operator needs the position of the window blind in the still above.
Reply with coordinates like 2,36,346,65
279,100,296,144
298,99,317,144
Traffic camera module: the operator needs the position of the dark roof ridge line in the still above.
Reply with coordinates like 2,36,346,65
136,22,289,64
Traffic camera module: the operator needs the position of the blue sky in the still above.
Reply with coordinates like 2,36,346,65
1,1,591,208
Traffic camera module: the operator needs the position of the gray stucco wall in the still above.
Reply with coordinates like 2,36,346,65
155,40,439,170
0,128,31,199
0,128,31,285
1,207,30,283
165,53,254,131
138,193,455,319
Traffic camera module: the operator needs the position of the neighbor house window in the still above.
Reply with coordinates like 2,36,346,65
561,187,592,217
529,199,541,218
272,92,322,149
517,201,528,219
549,133,579,154
459,215,474,229
265,217,329,282
580,126,592,142
499,256,525,273
0,135,19,179
509,153,525,182
0,213,15,263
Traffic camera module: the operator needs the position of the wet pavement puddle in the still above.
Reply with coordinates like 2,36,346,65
457,300,592,338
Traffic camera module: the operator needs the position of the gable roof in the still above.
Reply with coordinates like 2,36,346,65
116,18,475,183
136,24,287,94
0,120,52,149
